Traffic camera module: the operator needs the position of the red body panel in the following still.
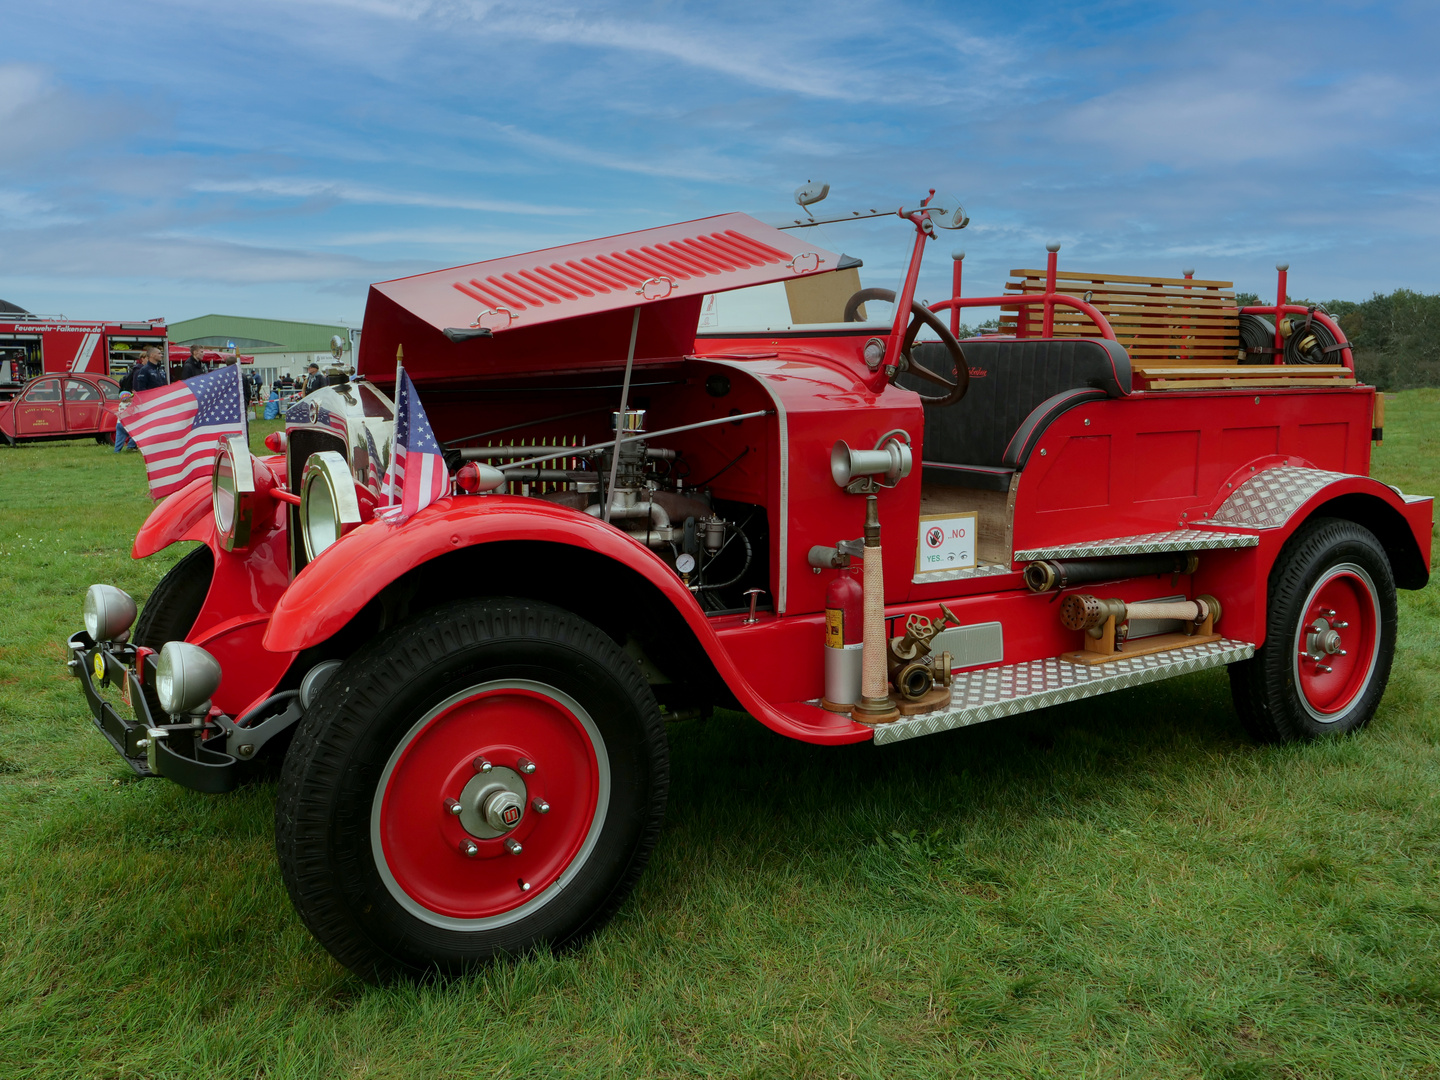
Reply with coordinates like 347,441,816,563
1007,388,1376,553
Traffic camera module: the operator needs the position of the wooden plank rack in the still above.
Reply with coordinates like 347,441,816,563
1134,364,1355,391
1000,269,1240,367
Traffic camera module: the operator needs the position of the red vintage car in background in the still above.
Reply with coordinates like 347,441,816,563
68,187,1432,981
1,371,121,445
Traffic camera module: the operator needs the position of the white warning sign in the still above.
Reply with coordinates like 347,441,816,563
915,512,977,574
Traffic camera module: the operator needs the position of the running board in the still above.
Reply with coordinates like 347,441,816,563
871,637,1255,746
1013,528,1257,562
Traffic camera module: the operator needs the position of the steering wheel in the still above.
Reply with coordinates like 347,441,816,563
843,288,969,406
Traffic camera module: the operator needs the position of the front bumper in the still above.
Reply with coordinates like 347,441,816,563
68,630,242,793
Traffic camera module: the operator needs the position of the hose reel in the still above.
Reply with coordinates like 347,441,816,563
1238,313,1276,365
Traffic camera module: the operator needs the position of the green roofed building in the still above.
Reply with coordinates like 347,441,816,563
167,314,359,384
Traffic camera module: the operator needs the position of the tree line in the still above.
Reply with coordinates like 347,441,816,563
1237,289,1440,390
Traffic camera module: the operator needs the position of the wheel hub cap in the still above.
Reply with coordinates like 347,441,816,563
1292,565,1381,721
454,766,527,838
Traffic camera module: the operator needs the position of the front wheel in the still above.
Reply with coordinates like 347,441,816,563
275,598,669,981
1230,517,1396,741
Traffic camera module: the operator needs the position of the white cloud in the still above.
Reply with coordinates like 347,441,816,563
0,62,152,164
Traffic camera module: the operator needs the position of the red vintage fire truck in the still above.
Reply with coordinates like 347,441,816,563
68,188,1431,980
0,315,168,390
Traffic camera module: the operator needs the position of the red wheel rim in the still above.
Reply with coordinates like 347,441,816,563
1291,564,1381,721
371,680,608,928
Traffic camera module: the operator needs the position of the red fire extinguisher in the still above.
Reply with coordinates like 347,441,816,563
821,568,864,712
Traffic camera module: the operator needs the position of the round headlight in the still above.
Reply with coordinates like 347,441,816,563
212,435,258,551
214,454,237,535
154,641,223,716
303,468,341,558
300,451,362,562
83,584,137,643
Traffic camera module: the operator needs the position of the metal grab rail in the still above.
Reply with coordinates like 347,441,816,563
926,293,1119,342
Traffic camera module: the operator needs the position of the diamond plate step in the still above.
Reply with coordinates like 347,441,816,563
871,637,1255,745
1013,529,1256,562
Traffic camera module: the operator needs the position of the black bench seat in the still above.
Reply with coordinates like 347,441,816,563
905,337,1132,492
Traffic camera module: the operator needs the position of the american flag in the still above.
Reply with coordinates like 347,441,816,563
363,424,385,494
121,363,247,499
378,367,449,523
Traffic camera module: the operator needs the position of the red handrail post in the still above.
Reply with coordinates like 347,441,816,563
1043,242,1060,338
1274,262,1289,365
949,250,964,338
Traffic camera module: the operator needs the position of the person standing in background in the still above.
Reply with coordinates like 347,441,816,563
303,362,326,395
181,345,205,381
113,392,137,451
133,345,167,391
115,345,165,451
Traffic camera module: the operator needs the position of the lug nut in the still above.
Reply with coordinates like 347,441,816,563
459,839,479,858
532,798,550,814
473,757,492,774
1316,664,1333,674
518,879,531,892
444,797,463,816
1332,621,1349,630
517,757,536,775
505,838,523,855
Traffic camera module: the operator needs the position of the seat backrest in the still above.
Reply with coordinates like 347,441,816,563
908,337,1130,469
999,269,1238,367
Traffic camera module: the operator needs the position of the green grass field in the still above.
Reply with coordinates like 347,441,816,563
2,400,1438,1079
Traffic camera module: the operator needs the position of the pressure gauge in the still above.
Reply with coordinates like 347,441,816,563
676,553,696,574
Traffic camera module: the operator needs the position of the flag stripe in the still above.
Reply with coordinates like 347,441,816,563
122,365,246,499
378,368,448,525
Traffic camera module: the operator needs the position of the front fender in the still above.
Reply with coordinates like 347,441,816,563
1193,467,1432,647
1206,466,1431,572
264,495,873,745
133,475,213,558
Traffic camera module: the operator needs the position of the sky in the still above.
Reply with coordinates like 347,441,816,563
2,0,1437,327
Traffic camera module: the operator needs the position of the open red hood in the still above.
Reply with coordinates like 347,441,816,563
357,213,842,386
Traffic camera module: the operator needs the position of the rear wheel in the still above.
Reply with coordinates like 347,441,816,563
1230,517,1396,741
275,598,669,981
133,545,214,718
